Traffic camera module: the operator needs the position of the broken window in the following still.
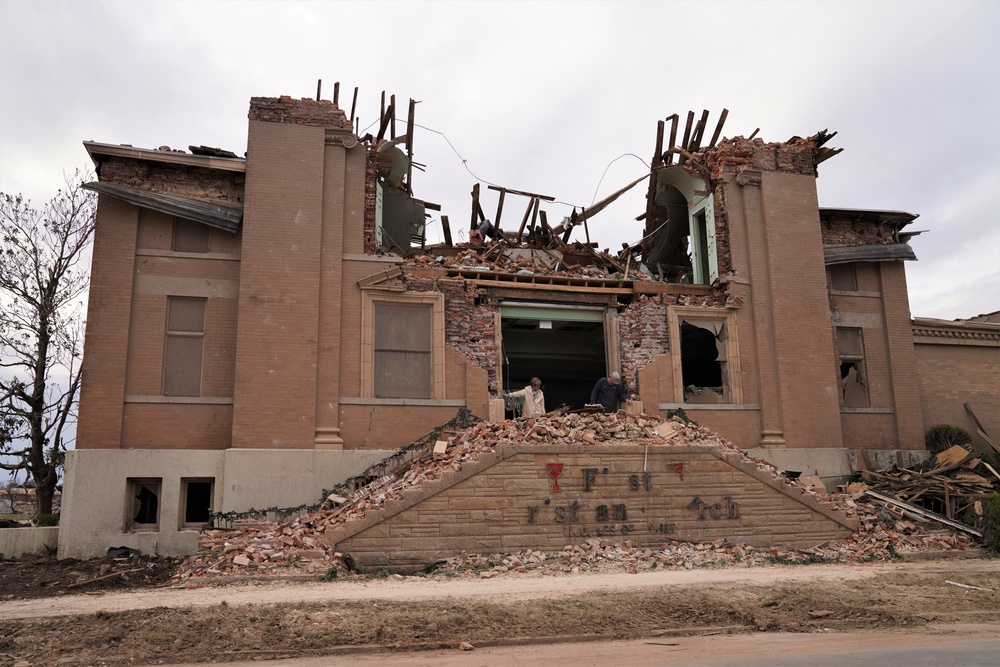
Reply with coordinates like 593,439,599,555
374,302,432,398
126,478,161,531
172,218,211,253
181,478,213,527
828,263,857,291
681,319,728,403
836,327,868,408
163,296,206,396
689,202,718,285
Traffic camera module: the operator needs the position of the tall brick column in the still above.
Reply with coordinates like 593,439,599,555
733,169,844,448
232,97,354,449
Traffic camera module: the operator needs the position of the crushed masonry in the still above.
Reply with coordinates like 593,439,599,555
173,411,986,584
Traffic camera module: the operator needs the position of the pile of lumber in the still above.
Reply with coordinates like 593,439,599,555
853,445,999,537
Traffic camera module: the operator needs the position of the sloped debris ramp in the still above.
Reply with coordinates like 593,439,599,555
318,413,857,569
177,411,984,581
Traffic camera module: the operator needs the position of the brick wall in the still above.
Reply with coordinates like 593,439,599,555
914,334,1000,453
248,96,352,129
77,196,138,448
618,295,668,389
821,218,897,247
98,157,244,204
327,443,855,569
231,119,326,448
122,404,233,449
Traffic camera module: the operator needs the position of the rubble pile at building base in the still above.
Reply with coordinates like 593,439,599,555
172,412,985,584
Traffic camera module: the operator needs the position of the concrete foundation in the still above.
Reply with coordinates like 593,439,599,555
0,527,60,560
58,448,392,559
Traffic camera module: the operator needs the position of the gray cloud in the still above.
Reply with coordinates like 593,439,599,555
1,0,996,320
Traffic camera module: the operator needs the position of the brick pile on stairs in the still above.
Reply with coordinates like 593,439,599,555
172,412,979,585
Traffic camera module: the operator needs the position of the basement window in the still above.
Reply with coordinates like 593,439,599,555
172,218,211,253
126,478,161,531
836,327,868,408
181,478,214,528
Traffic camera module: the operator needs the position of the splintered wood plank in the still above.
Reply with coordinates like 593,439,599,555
709,108,729,148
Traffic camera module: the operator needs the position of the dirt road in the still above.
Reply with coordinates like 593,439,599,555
3,557,999,666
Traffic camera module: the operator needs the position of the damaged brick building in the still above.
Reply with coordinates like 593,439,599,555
57,93,999,558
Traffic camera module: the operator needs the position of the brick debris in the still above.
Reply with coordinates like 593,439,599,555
173,412,982,585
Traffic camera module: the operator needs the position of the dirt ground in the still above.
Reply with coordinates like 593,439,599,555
2,555,999,666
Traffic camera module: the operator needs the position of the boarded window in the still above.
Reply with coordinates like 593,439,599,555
374,303,431,398
164,297,206,396
829,263,858,291
126,478,161,530
182,478,213,527
173,218,211,253
837,327,868,408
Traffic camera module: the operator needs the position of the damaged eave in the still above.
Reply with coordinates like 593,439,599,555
824,243,917,265
819,207,919,228
82,181,243,233
83,140,246,172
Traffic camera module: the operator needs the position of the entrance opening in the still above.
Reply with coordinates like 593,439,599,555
500,304,606,412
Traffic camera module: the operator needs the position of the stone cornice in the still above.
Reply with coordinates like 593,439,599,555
912,318,1000,347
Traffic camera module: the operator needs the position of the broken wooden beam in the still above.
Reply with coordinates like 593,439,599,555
666,114,679,166
708,109,729,148
486,185,555,202
441,215,453,247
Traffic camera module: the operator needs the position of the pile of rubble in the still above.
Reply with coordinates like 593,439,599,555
855,445,998,518
171,412,985,585
406,244,637,282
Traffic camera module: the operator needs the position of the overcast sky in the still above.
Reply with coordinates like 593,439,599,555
1,0,998,322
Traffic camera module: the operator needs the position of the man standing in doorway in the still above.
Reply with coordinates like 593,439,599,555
591,372,629,414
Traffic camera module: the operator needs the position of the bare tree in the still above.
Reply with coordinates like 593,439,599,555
1,170,96,516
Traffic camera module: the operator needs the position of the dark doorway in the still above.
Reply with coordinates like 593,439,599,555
500,305,607,412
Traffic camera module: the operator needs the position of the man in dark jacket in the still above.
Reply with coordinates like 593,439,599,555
591,372,629,413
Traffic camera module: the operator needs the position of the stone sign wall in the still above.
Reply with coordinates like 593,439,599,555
325,443,856,570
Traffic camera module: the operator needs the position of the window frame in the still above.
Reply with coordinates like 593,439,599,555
125,478,162,532
163,296,207,397
172,217,211,253
828,263,858,292
361,291,445,399
836,327,869,408
668,306,741,404
180,478,215,529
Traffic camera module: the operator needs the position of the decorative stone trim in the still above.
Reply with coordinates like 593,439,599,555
124,396,233,404
912,321,1000,347
735,169,762,187
325,130,359,149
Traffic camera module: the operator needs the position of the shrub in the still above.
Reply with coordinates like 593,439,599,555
34,513,59,526
925,424,972,454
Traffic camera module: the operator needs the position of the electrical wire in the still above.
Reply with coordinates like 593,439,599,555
376,117,651,217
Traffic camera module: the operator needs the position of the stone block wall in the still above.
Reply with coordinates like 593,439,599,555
327,443,855,569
